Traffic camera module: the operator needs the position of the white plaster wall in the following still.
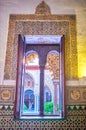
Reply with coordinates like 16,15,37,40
0,0,86,85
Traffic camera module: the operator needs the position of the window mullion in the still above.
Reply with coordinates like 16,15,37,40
39,65,45,116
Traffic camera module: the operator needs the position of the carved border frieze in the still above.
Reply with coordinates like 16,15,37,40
67,86,86,105
4,14,77,80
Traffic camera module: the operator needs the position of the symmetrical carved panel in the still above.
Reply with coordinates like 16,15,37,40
0,2,85,129
0,86,15,104
35,1,51,14
4,16,77,80
67,86,86,105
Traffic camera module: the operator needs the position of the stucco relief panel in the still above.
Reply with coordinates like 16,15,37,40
67,86,86,105
4,16,77,80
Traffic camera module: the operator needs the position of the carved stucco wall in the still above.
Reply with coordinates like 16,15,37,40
4,2,77,80
0,1,86,129
3,0,86,111
2,0,86,111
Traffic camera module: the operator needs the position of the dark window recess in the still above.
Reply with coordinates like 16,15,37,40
14,34,65,119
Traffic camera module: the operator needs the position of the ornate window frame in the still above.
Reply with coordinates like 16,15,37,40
14,34,65,119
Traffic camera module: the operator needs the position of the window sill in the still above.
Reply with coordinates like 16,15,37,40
20,115,63,120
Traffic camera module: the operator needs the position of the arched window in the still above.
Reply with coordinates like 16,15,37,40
44,86,52,102
15,35,65,119
24,90,34,111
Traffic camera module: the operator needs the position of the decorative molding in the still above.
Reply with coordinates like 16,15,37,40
67,105,86,110
35,1,51,14
0,2,85,129
0,83,86,105
66,77,86,86
2,79,86,86
0,104,86,111
3,80,16,86
4,15,77,80
0,86,15,104
0,105,14,111
67,86,86,105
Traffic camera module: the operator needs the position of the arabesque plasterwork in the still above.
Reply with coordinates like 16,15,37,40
3,1,79,105
0,2,85,129
4,14,77,80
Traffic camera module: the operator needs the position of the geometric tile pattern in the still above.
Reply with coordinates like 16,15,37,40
0,105,86,129
67,105,86,111
0,112,86,129
0,105,86,111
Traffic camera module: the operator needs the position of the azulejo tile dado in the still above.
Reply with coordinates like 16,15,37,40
67,105,86,110
0,115,86,129
0,105,14,110
0,104,86,111
0,104,86,117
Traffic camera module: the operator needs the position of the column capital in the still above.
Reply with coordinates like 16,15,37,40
53,79,59,87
